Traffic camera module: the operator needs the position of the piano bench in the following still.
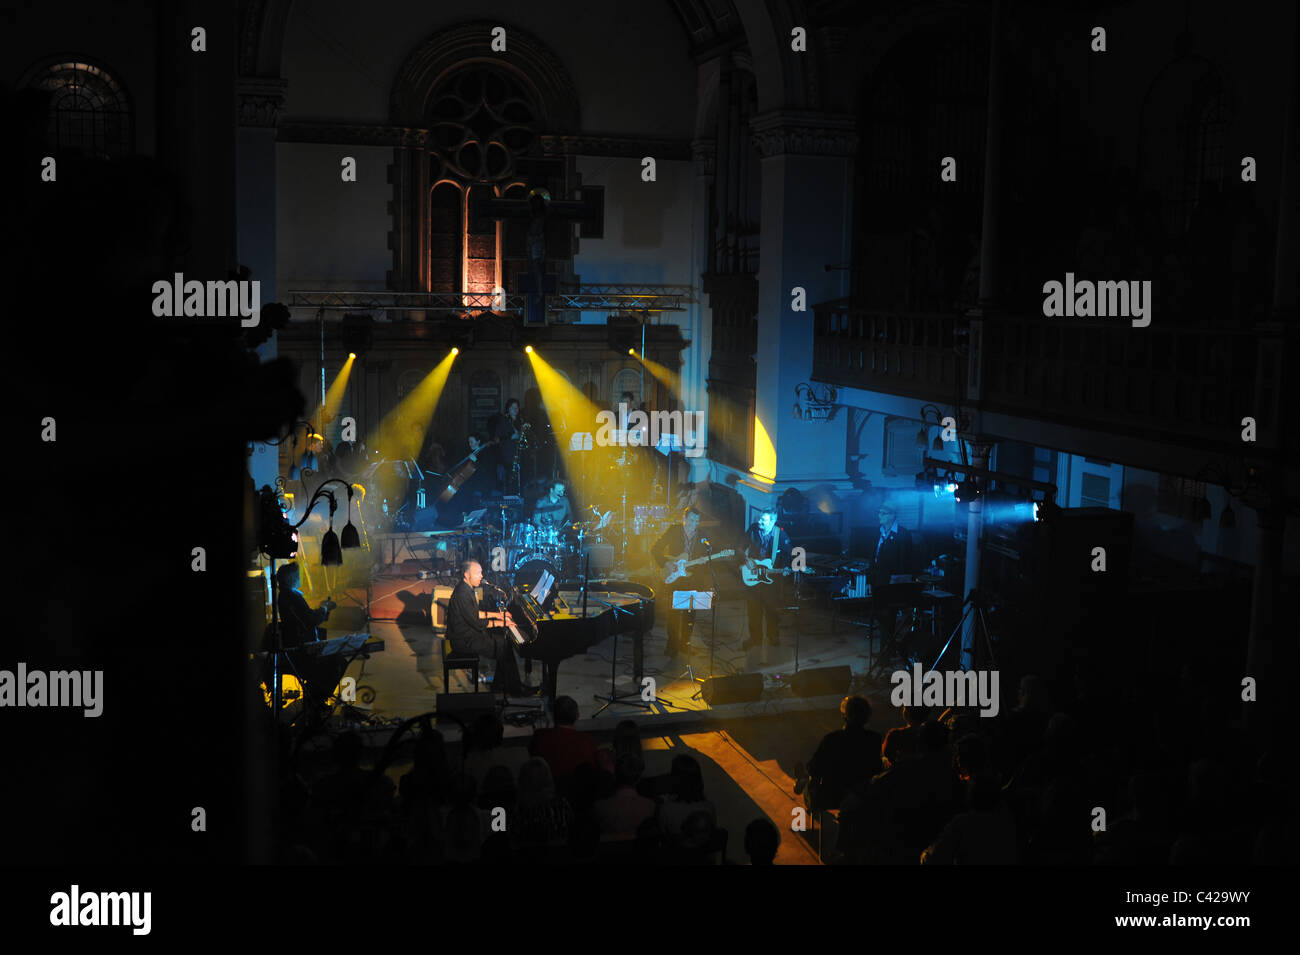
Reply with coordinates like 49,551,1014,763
443,650,481,693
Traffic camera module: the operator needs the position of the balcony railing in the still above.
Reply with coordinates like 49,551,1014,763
813,303,1258,442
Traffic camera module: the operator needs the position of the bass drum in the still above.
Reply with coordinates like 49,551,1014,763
512,557,560,599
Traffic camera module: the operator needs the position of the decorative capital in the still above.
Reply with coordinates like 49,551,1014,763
748,111,857,158
238,76,288,128
691,138,716,177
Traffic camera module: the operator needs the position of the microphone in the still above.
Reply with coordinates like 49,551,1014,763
700,537,712,549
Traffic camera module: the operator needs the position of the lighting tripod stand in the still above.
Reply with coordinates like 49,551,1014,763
930,588,999,672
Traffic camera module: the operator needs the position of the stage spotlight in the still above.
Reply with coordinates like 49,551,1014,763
1035,500,1061,523
340,313,374,356
525,345,534,354
954,479,982,504
629,348,636,356
349,352,356,359
451,347,459,356
1219,503,1235,530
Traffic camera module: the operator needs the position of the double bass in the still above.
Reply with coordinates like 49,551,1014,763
437,439,498,503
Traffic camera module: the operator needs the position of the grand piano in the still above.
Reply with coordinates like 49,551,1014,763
507,579,655,703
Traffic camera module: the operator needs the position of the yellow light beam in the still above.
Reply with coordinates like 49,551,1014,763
527,347,663,512
631,351,680,394
751,416,777,482
311,353,355,435
367,350,457,463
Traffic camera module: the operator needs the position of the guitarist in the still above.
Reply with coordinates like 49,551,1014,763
650,506,707,660
743,509,791,649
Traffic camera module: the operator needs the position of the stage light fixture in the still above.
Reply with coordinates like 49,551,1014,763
629,348,636,356
954,479,982,504
451,347,459,356
349,352,356,359
340,313,374,356
525,345,534,354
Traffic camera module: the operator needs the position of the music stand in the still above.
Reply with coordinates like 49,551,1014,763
671,589,712,699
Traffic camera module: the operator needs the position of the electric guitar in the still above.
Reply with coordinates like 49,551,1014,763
662,549,734,585
740,559,811,587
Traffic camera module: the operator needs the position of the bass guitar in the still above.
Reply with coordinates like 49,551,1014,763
662,549,734,585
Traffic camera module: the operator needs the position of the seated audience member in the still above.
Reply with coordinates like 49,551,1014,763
881,705,930,766
743,818,781,865
476,765,517,815
463,712,529,789
514,757,575,849
596,719,643,777
805,695,884,810
309,732,396,852
920,773,1018,865
594,753,656,841
656,755,716,839
865,721,958,864
529,695,598,784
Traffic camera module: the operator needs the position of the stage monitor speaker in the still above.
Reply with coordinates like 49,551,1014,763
436,692,496,726
701,672,764,705
790,665,852,698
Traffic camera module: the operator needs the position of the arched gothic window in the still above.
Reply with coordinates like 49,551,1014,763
427,66,544,305
23,58,132,159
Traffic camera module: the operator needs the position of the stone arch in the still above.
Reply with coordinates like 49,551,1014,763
731,0,813,113
390,21,581,133
239,0,295,76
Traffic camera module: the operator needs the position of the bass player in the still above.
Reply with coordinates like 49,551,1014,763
741,508,792,649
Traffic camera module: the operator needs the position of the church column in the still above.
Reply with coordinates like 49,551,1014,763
965,0,1007,405
156,0,238,277
688,138,717,475
1245,23,1298,730
750,110,857,485
715,63,734,274
960,439,995,669
238,76,287,491
387,132,430,293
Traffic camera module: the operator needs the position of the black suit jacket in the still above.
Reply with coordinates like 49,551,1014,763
278,588,330,647
871,526,917,583
744,524,791,569
445,580,486,647
650,524,706,568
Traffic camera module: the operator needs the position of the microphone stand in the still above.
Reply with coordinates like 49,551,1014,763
591,584,655,716
694,538,720,701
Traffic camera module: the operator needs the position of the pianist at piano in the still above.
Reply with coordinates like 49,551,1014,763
445,559,537,697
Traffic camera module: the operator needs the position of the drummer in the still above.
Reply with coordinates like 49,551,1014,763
531,479,571,529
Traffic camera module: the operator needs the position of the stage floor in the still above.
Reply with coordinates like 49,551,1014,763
292,572,921,864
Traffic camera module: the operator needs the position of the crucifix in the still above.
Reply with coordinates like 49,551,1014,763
471,186,604,324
